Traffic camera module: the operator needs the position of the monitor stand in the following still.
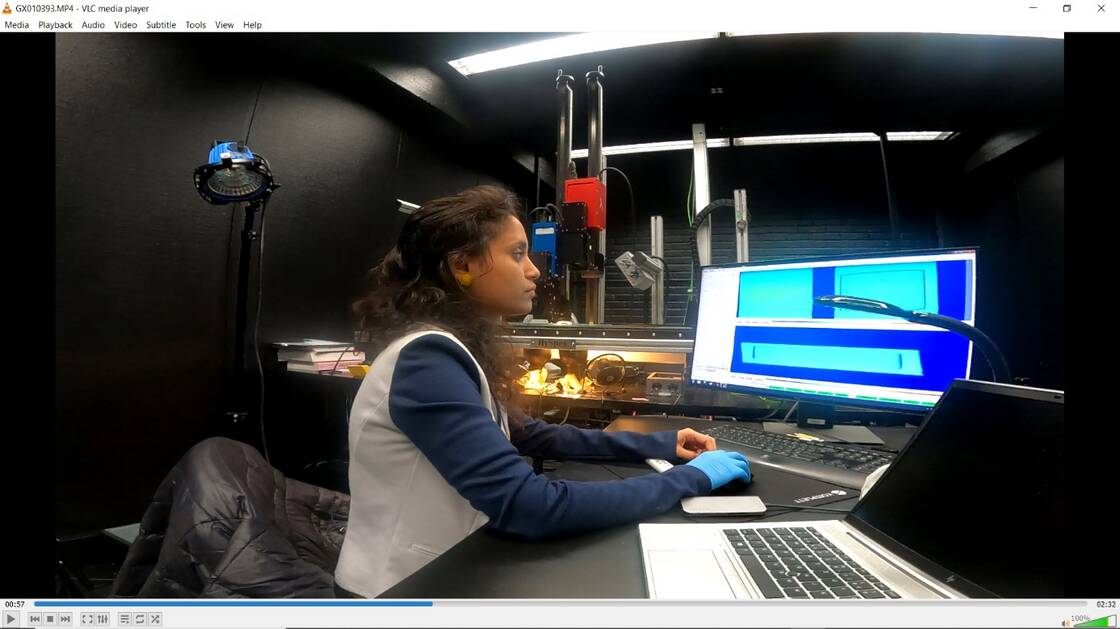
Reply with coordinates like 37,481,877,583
762,401,886,446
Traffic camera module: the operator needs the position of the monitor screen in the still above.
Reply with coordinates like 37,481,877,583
690,248,977,411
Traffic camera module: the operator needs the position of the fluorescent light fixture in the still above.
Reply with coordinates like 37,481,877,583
571,132,953,158
886,131,957,141
571,138,730,158
448,32,720,76
732,132,881,146
451,31,1063,76
734,132,954,145
397,199,420,214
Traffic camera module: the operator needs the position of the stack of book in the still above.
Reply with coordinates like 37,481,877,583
276,340,365,376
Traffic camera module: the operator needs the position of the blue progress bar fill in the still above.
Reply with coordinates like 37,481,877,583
740,342,924,376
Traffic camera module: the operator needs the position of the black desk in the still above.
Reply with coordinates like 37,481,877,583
379,416,916,599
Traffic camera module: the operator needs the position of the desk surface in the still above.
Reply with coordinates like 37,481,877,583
379,416,916,599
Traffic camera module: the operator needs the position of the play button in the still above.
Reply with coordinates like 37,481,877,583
3,612,19,627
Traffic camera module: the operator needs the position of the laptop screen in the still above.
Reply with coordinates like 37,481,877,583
847,379,1064,597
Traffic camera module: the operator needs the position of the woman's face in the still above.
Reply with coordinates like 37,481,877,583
457,214,541,317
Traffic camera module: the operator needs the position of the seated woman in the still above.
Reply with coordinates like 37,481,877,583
334,185,751,598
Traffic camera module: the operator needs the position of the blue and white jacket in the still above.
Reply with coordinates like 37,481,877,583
333,328,711,597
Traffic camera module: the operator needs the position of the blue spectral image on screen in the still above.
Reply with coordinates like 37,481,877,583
740,343,925,377
833,262,939,320
738,269,814,318
692,248,977,412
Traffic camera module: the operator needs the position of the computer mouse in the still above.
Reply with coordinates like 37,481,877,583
709,476,754,496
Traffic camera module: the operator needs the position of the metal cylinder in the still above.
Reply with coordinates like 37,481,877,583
586,66,605,183
734,188,750,263
555,70,575,206
692,123,712,266
651,215,665,325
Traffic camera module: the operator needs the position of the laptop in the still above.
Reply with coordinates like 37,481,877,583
640,379,1064,599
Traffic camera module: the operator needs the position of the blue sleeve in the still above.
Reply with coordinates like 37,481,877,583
511,416,680,462
388,334,711,541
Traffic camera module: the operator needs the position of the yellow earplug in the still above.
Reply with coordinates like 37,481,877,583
456,272,473,287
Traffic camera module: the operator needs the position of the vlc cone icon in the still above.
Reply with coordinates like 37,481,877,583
2,3,12,14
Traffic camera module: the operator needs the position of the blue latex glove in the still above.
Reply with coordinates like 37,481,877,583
686,450,752,489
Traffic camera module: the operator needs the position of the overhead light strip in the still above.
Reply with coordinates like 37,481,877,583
449,32,720,76
571,131,955,157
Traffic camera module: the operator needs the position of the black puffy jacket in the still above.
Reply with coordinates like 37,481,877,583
111,437,350,597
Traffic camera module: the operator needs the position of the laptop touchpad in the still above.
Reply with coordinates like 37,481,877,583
647,550,736,599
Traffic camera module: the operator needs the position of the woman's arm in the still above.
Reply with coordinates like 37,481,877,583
386,334,710,541
509,415,682,463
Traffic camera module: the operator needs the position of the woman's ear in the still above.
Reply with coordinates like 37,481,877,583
448,253,470,275
447,253,477,288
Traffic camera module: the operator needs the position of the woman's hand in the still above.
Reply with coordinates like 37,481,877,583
675,428,717,461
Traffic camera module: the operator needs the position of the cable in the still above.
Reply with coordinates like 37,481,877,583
692,198,736,229
758,398,788,420
585,353,627,378
666,354,690,415
244,78,265,146
559,406,571,426
598,166,636,233
783,401,800,421
686,168,694,227
667,391,684,414
223,204,238,365
677,502,853,524
585,353,631,401
330,345,361,376
763,503,854,514
528,206,553,223
252,199,270,463
646,254,669,288
687,200,737,309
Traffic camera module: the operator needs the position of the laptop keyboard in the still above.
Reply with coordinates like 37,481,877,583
723,527,902,599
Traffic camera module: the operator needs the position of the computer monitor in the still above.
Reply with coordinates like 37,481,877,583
689,248,977,412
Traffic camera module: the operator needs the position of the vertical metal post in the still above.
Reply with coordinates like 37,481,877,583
586,153,606,325
594,229,605,324
651,215,665,325
565,271,572,312
734,188,750,263
692,123,712,266
234,201,262,373
585,68,606,325
556,70,574,299
555,70,574,206
587,66,605,185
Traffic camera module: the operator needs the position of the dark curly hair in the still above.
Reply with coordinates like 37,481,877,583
352,185,527,424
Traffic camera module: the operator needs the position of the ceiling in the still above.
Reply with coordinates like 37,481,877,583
318,32,1064,167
